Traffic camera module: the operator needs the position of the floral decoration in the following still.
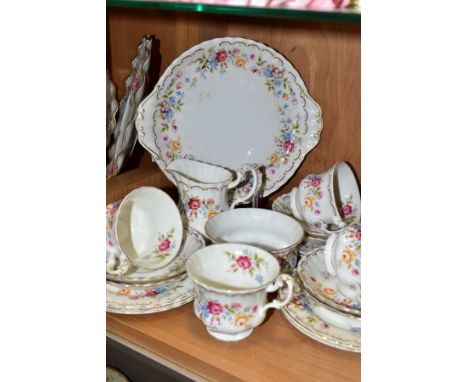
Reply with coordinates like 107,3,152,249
198,299,258,328
301,174,323,215
181,196,223,222
273,249,297,274
112,284,184,301
225,249,267,283
266,118,303,181
340,193,359,223
304,269,360,310
339,224,361,276
141,227,177,262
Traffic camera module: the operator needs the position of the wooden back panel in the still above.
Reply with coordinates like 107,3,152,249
107,8,361,203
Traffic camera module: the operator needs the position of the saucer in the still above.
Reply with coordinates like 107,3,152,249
106,276,194,314
297,250,361,314
280,281,360,352
107,222,205,284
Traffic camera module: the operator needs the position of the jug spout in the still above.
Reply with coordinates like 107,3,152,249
166,159,234,188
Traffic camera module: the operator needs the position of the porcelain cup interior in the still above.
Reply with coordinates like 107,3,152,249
166,158,233,186
325,223,361,303
187,243,281,291
204,208,304,253
115,187,182,269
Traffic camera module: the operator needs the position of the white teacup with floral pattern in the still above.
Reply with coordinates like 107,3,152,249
186,243,294,342
115,187,183,270
324,223,361,303
166,159,258,237
290,161,360,231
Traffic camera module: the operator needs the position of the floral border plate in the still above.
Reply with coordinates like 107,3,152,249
297,250,361,314
136,37,323,197
106,276,194,314
280,281,360,353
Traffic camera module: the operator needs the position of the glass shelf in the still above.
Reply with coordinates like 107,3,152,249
106,0,361,23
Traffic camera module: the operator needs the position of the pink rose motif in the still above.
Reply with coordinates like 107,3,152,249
321,322,330,329
145,290,158,297
158,239,171,251
236,255,252,270
342,204,353,216
161,100,168,106
352,268,360,276
188,198,201,210
272,66,281,74
160,106,167,113
283,140,295,153
249,54,255,60
207,301,224,315
163,135,169,142
215,50,228,62
251,68,258,73
253,305,258,313
310,176,321,188
356,229,361,241
230,302,241,309
292,99,298,106
130,75,139,91
314,209,321,215
206,198,214,205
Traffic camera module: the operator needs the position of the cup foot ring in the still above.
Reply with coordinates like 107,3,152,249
207,328,253,342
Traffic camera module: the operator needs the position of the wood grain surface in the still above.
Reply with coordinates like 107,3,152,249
107,302,360,382
106,9,361,193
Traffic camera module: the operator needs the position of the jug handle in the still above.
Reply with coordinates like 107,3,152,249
229,166,259,209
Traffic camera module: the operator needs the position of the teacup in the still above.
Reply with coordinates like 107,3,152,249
290,161,360,231
115,187,183,270
186,243,294,342
324,223,361,303
204,208,304,274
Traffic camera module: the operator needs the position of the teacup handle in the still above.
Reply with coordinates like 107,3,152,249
229,166,258,209
106,247,131,276
324,233,339,276
260,274,294,315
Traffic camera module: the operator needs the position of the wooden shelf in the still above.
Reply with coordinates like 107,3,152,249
106,168,360,382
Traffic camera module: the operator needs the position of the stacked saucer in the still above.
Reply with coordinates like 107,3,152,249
106,187,206,314
280,230,361,352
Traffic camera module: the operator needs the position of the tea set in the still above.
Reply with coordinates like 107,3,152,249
106,37,361,352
